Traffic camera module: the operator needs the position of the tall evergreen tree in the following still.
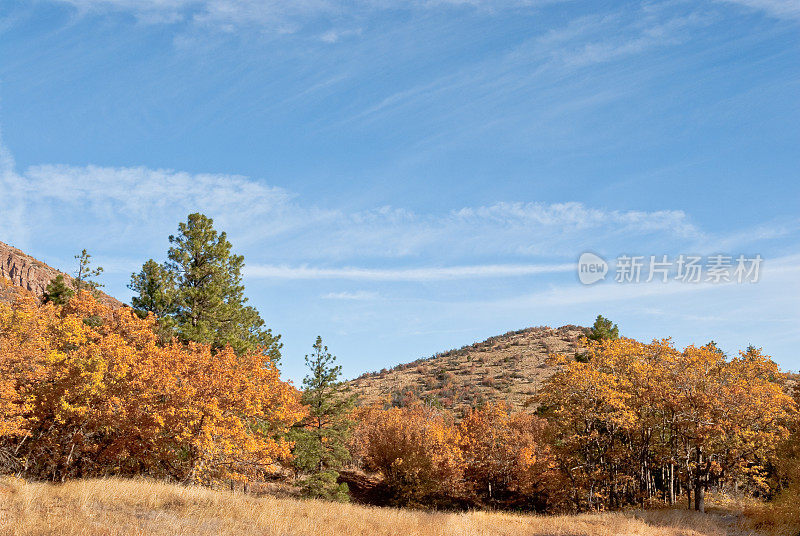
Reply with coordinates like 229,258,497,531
292,336,354,501
128,213,280,357
128,259,178,337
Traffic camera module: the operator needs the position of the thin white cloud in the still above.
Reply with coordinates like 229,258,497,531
482,253,800,308
0,131,29,247
2,139,791,287
6,161,710,265
50,0,562,30
245,262,573,281
339,4,713,134
321,290,380,300
319,28,362,44
718,0,800,20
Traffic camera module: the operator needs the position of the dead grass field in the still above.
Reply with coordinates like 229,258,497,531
0,477,766,536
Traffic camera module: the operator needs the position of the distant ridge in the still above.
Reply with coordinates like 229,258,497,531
347,325,588,411
0,240,123,309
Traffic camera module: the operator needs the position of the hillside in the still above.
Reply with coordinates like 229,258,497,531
0,477,762,536
347,325,588,411
0,240,122,308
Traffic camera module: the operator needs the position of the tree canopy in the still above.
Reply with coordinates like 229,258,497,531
129,213,280,357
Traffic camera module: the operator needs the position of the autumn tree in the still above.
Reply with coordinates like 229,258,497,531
767,382,800,532
458,403,558,510
672,344,793,512
129,213,280,357
0,287,304,483
539,337,794,512
351,405,464,507
292,336,354,501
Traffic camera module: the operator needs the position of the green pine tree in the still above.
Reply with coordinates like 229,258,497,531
73,249,104,293
292,336,355,502
128,213,280,357
42,274,75,306
128,259,178,337
588,314,619,342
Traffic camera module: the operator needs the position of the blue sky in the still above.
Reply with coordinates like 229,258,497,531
1,0,798,382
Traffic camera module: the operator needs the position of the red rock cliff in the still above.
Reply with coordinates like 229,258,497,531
0,240,123,308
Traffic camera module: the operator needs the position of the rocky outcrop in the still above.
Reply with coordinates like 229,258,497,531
0,240,123,308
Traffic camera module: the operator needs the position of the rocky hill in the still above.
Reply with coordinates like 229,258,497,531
347,325,588,411
0,241,123,308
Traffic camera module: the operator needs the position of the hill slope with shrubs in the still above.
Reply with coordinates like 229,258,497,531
347,325,587,410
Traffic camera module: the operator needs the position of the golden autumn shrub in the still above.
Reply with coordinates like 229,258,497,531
350,405,464,507
0,287,304,483
458,403,561,510
349,403,564,511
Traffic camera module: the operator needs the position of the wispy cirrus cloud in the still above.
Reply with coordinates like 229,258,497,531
322,290,380,300
2,138,792,287
246,262,573,281
2,153,712,267
51,0,800,30
718,0,800,20
50,0,562,31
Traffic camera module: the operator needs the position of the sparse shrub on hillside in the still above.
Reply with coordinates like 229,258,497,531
423,376,438,390
390,386,424,408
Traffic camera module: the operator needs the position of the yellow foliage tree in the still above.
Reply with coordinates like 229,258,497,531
0,285,304,483
539,337,794,512
458,403,559,510
350,405,463,507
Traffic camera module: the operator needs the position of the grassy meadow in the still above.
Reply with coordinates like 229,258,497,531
0,477,770,536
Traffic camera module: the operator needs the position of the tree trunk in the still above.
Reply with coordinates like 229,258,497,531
694,479,704,513
669,463,675,505
694,447,705,513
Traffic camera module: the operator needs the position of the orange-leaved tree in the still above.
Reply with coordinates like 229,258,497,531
539,337,794,512
0,285,304,483
350,404,463,507
458,402,559,510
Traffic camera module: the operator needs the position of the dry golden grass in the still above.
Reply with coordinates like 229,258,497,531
0,477,763,536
